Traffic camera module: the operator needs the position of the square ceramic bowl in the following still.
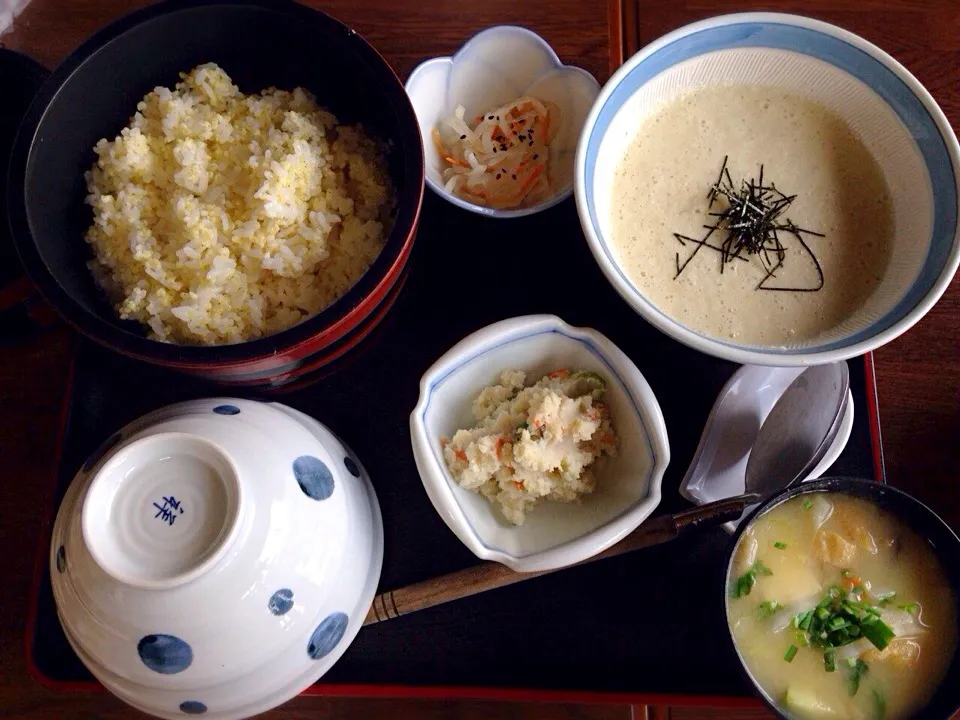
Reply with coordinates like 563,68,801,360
410,315,670,572
405,25,600,218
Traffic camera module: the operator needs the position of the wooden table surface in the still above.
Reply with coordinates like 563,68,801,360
1,0,957,718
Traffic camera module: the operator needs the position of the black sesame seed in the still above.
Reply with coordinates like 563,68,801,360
533,154,539,160
459,134,466,140
488,115,494,120
496,173,501,179
511,174,517,180
493,147,498,153
528,141,534,147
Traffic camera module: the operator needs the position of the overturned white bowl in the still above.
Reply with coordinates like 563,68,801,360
405,25,600,218
410,315,670,572
50,399,383,720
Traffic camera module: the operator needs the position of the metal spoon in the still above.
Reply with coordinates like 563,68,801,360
363,362,850,625
636,360,851,544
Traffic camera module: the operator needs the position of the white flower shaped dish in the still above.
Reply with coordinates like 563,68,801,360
410,315,670,572
679,365,854,534
405,25,600,218
50,399,383,720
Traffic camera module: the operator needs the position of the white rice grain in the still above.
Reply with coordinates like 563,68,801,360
85,63,394,346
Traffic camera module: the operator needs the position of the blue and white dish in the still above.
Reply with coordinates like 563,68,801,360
575,13,960,366
405,25,600,218
410,314,670,572
50,399,383,720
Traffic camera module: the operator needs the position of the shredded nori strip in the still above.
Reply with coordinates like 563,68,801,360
672,156,825,292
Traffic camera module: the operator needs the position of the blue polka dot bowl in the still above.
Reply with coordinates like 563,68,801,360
49,399,383,719
575,13,960,366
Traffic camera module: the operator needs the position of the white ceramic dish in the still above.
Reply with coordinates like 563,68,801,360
50,399,383,720
575,13,960,365
410,314,670,572
405,25,600,218
678,365,855,533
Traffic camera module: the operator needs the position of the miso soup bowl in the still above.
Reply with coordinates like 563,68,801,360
724,477,960,719
576,13,960,366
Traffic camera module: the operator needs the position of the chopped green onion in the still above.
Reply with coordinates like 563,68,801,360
841,569,852,578
841,602,861,618
795,630,809,647
774,541,787,550
899,602,920,616
784,644,799,662
824,648,836,672
828,616,851,631
796,586,897,658
733,571,756,598
875,591,897,607
847,659,869,696
860,619,895,651
757,600,783,619
872,689,887,720
803,499,813,510
732,561,774,598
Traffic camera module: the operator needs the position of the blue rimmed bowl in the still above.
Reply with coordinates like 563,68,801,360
410,315,670,572
575,13,960,366
50,399,382,719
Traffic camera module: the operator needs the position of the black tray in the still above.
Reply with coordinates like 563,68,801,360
28,192,884,701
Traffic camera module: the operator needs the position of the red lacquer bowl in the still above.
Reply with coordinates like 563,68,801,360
8,0,424,388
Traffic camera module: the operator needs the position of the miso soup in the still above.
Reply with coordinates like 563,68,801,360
727,493,957,719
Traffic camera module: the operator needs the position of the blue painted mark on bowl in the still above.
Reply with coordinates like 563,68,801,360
344,457,360,477
179,701,207,714
55,545,66,573
293,456,334,500
137,634,193,674
82,432,122,472
212,404,240,415
268,588,294,616
307,612,349,659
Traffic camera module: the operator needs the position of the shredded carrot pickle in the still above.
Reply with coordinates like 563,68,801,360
433,96,560,209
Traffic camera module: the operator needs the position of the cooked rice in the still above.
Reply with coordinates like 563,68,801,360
84,63,394,345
